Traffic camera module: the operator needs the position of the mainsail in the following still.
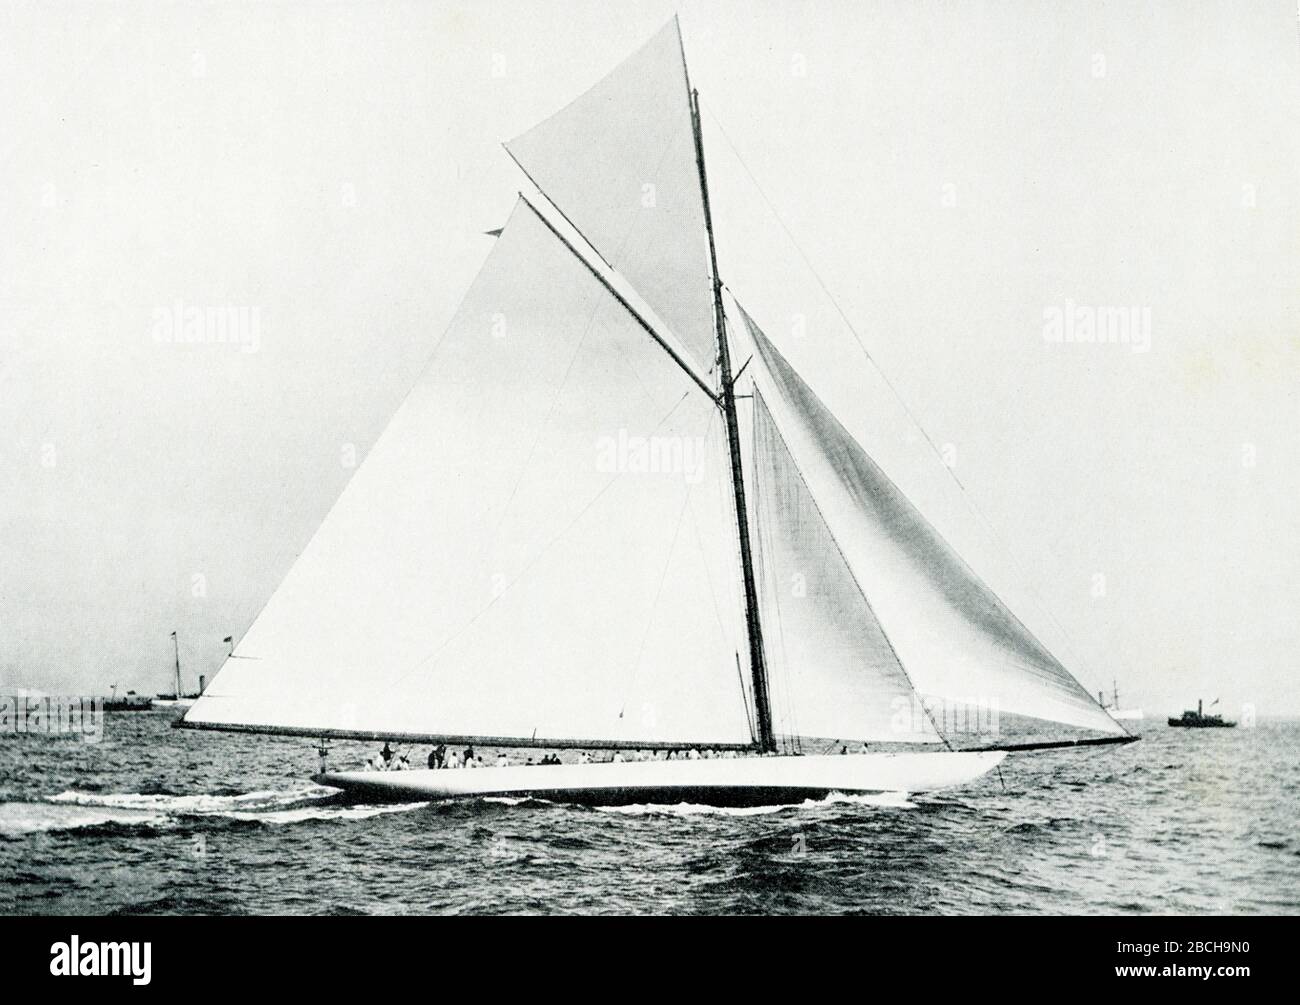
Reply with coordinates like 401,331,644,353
184,200,752,748
736,305,1124,737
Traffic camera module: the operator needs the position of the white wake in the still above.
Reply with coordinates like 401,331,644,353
0,787,424,836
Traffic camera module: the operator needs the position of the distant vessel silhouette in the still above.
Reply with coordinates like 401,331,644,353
1099,680,1143,721
1168,699,1235,728
103,685,153,712
151,631,203,709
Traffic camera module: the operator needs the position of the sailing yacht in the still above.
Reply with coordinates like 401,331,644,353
180,17,1134,805
1100,682,1143,722
152,631,201,710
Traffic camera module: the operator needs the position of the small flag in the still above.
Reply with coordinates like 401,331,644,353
223,637,233,643
484,228,503,238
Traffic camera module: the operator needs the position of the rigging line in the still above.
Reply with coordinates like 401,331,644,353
704,98,1122,718
379,388,695,693
734,652,756,743
755,388,954,751
604,329,724,659
520,196,718,404
699,97,966,490
619,406,718,718
685,421,737,659
484,263,611,548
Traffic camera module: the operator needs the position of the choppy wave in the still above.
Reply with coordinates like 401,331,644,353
3,717,1298,914
818,790,917,809
0,787,425,836
596,790,915,817
49,786,338,812
0,801,170,837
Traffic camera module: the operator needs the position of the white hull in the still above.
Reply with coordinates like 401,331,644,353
150,698,195,710
316,750,1006,807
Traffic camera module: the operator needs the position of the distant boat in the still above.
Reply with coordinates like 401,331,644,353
103,685,153,712
1099,681,1143,721
179,16,1136,805
151,631,202,710
1167,699,1235,728
149,695,196,710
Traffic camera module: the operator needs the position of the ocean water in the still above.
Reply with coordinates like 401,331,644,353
1,714,1296,915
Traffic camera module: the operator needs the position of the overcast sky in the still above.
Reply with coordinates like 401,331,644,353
2,1,1297,718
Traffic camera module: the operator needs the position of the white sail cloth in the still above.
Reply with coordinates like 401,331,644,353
505,17,717,377
738,305,1124,737
185,201,752,747
752,391,941,743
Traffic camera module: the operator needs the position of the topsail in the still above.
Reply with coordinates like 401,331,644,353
505,17,717,376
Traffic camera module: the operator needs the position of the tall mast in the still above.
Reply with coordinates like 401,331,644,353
687,86,776,752
172,631,182,698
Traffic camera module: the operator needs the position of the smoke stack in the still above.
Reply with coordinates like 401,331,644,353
1198,699,1203,716
199,675,206,695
